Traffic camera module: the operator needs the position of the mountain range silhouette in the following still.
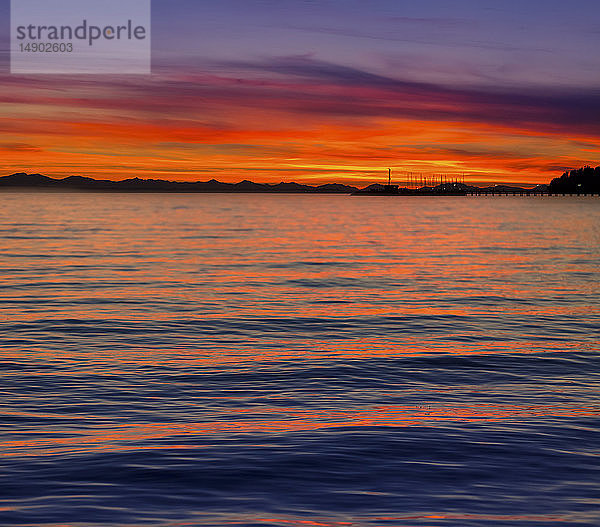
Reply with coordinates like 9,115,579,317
1,168,597,194
0,173,359,193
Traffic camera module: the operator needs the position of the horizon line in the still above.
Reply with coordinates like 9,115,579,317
0,170,563,190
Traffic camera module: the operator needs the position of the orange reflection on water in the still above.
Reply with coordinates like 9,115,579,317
373,512,567,522
257,519,354,526
251,511,569,526
2,339,594,375
3,403,598,458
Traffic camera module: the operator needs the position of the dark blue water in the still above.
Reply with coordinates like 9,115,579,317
0,193,598,526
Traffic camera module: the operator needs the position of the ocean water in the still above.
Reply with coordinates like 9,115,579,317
0,192,598,527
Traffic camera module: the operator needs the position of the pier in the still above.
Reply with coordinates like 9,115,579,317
353,169,600,197
467,190,600,197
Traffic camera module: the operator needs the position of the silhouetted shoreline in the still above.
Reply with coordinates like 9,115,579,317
1,168,598,195
0,173,359,193
548,166,600,194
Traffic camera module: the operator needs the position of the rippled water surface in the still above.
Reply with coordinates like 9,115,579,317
1,193,599,526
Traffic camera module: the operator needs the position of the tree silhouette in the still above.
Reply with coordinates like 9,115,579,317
548,166,600,193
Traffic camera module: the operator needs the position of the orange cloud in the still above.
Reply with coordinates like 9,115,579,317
1,61,598,185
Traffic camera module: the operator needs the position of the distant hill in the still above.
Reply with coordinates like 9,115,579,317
0,173,359,194
548,166,600,193
3,169,595,195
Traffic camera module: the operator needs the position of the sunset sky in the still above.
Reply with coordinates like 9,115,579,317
1,0,600,186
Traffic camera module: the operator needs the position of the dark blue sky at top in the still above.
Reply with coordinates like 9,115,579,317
149,0,600,89
0,0,598,88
